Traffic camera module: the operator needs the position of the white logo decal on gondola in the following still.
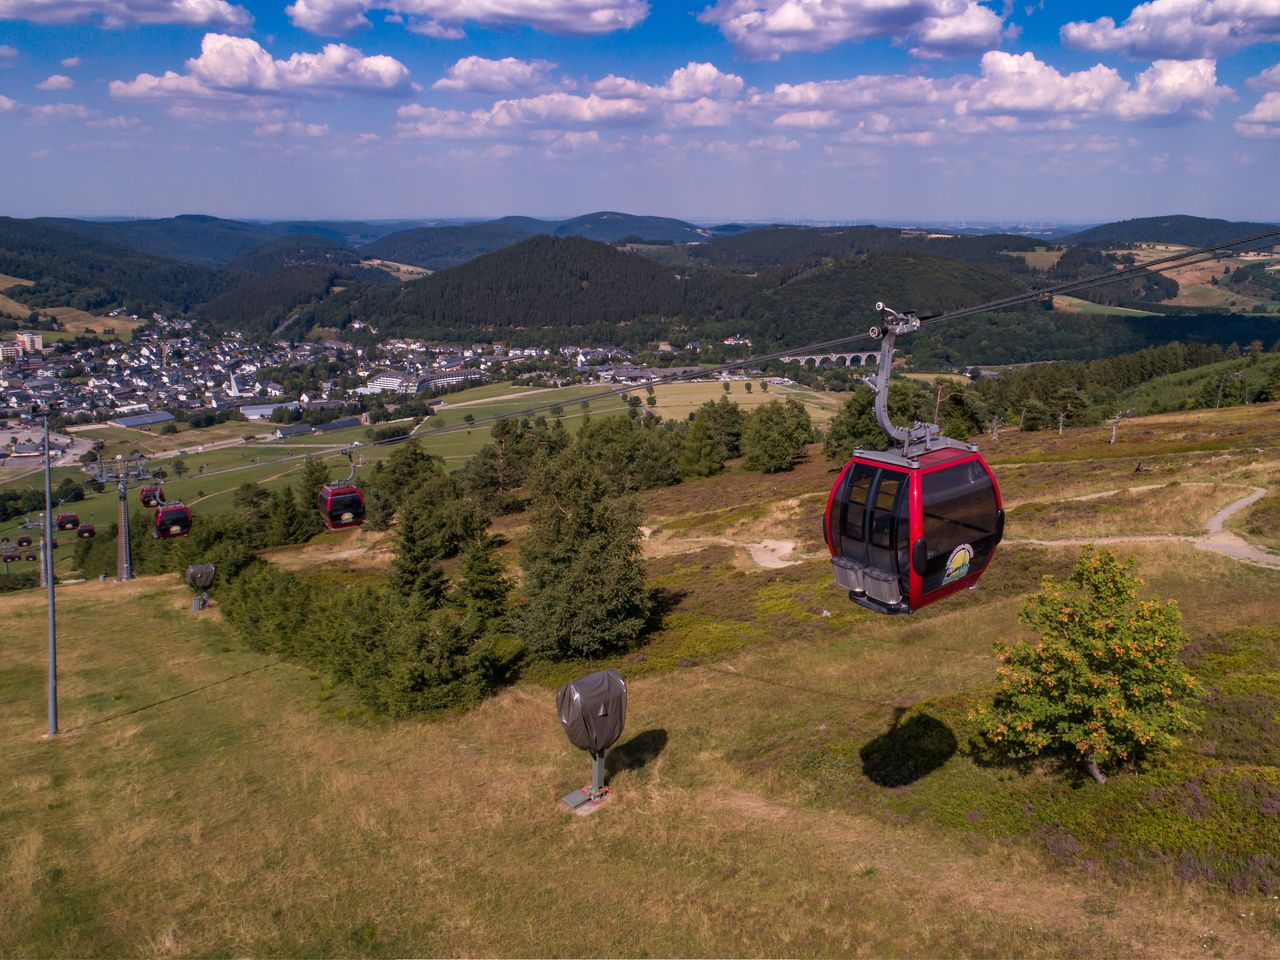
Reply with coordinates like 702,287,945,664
942,543,974,584
341,512,354,522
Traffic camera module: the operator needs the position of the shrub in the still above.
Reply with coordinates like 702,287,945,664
974,547,1196,783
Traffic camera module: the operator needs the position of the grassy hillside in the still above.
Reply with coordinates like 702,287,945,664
1,403,1279,954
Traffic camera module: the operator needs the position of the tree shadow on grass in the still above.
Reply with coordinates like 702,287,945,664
644,586,688,633
860,708,957,787
606,729,668,782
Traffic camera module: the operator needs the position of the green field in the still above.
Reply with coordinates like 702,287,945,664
2,401,1280,955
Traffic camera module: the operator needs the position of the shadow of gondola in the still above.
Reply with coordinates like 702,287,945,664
859,708,957,787
606,729,668,781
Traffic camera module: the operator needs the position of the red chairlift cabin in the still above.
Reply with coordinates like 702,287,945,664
77,520,96,539
317,484,365,530
153,502,192,539
824,447,1003,614
16,533,33,548
821,302,1004,615
55,512,80,532
140,484,165,508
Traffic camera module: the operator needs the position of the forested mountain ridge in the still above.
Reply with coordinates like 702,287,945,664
683,225,1041,272
228,234,363,276
1062,215,1279,248
0,216,232,314
297,235,1036,349
358,211,714,270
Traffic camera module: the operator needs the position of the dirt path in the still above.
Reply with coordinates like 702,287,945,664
1009,486,1280,568
641,528,813,570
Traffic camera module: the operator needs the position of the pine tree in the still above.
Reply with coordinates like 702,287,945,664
678,410,725,477
454,536,511,626
517,449,652,660
265,486,312,546
298,455,333,514
390,491,447,605
741,398,813,473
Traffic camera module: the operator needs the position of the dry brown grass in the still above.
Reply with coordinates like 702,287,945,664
3,565,1278,957
1009,481,1252,539
3,405,1280,956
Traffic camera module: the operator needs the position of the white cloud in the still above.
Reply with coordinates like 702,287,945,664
406,17,464,37
35,74,75,90
0,0,251,29
594,61,744,101
285,0,647,37
433,56,560,94
1062,0,1280,59
1236,91,1280,137
0,92,16,110
962,54,1231,121
754,52,1231,139
774,108,840,127
110,34,414,100
86,114,140,127
699,0,1005,59
28,101,91,122
61,56,80,67
1248,64,1280,91
486,91,651,127
255,119,331,136
0,43,17,58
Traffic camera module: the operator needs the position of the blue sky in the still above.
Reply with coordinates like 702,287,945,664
0,0,1277,222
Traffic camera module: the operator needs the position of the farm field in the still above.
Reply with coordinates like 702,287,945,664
2,402,1280,955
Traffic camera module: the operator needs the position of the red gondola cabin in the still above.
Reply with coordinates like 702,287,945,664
77,521,96,539
140,484,165,508
824,447,1004,614
153,502,192,539
317,484,365,530
16,534,32,548
55,512,80,532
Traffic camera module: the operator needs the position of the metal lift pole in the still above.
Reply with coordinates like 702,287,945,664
116,456,133,582
42,411,58,737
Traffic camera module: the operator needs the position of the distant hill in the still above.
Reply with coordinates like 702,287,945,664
1062,215,1279,248
360,211,717,270
306,235,1037,351
552,211,710,244
200,265,342,336
37,215,428,267
228,234,363,276
0,217,231,314
359,216,556,271
39,215,279,268
685,225,1040,274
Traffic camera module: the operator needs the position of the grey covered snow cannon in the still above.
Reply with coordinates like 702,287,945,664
557,668,627,811
186,563,216,611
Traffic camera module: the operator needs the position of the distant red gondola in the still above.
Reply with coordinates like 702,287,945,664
153,502,192,539
16,534,33,548
77,521,96,539
55,512,80,532
140,484,165,508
